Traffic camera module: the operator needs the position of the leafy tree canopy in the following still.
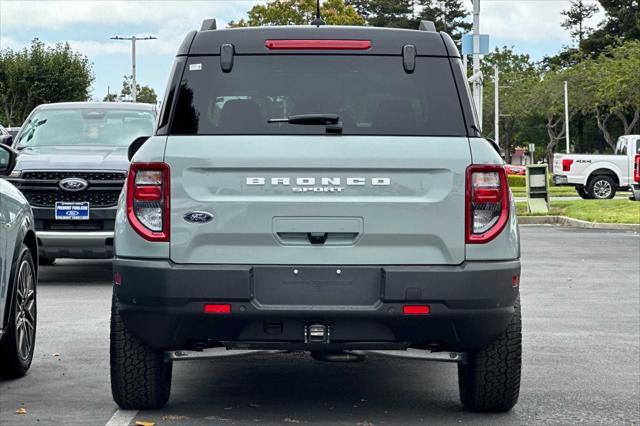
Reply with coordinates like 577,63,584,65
103,75,158,105
418,0,471,44
229,0,364,27
0,39,94,126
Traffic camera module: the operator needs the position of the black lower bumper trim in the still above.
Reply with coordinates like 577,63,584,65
114,259,520,351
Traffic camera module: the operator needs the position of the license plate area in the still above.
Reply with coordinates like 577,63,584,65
55,202,90,220
252,266,381,308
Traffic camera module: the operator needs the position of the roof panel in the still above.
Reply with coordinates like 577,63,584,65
188,26,452,57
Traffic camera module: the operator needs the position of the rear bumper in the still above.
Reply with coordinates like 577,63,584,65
552,174,570,185
113,259,521,352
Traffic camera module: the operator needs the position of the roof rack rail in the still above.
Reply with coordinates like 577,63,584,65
200,18,217,31
418,20,436,32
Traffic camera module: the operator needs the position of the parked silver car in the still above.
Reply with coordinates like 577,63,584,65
0,144,38,378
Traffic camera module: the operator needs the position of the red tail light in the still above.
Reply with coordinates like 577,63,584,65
126,162,170,242
265,39,372,50
562,158,574,172
466,165,510,244
634,154,640,183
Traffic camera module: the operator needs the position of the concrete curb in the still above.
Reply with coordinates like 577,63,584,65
518,215,640,232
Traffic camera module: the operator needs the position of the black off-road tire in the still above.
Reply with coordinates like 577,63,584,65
0,245,37,378
110,293,172,409
587,175,616,199
576,186,591,199
458,296,522,412
39,257,56,266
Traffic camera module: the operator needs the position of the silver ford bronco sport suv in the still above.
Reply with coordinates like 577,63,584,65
111,20,522,413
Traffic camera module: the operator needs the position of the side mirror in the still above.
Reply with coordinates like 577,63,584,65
128,136,150,161
0,134,13,146
0,144,17,176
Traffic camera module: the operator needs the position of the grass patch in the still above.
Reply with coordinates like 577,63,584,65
511,186,578,197
517,199,640,224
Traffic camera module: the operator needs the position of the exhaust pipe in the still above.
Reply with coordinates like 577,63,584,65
311,351,366,363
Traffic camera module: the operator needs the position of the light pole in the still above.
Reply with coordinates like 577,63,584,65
494,65,499,147
472,0,481,129
564,80,570,153
110,35,157,102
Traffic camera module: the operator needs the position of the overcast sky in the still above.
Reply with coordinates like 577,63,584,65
0,0,605,101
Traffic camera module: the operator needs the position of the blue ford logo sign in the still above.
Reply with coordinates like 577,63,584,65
59,178,89,192
184,211,214,223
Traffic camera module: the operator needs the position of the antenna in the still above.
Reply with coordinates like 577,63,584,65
311,0,325,26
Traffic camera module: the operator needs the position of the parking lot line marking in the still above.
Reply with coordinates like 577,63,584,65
105,408,138,426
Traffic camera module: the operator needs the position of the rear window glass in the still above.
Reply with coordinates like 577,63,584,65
171,55,466,136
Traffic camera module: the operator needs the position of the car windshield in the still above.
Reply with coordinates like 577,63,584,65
16,108,156,148
171,55,466,136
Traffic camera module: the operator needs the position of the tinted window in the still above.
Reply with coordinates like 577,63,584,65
16,108,156,148
171,55,466,136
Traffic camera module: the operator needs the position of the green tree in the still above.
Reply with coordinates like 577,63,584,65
481,47,539,163
572,40,640,149
561,0,600,46
230,0,364,27
346,0,416,28
419,0,471,44
582,0,640,56
525,70,579,167
103,92,118,102
0,39,93,126
115,75,158,104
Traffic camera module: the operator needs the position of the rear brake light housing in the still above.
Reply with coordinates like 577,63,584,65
126,162,170,242
466,165,510,244
562,158,574,172
634,154,640,183
265,39,372,50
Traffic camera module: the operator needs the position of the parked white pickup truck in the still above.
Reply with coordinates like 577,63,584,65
553,135,640,200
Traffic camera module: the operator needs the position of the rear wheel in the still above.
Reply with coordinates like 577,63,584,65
587,175,616,199
39,257,56,266
110,293,172,409
0,245,37,378
458,296,521,412
576,186,591,199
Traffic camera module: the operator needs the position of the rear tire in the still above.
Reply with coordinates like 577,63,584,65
458,296,522,412
39,257,56,266
576,186,591,199
587,175,616,199
110,293,172,409
0,245,37,378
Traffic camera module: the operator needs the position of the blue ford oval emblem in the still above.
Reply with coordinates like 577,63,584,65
59,178,89,192
184,211,214,223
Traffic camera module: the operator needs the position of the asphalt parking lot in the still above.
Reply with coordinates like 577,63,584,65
1,226,639,426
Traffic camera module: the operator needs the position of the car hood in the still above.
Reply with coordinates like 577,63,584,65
15,145,129,172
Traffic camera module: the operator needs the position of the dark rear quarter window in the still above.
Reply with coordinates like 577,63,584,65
171,55,466,136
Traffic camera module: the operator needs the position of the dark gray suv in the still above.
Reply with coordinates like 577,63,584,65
8,102,156,263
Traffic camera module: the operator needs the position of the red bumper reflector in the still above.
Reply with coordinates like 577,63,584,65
113,272,122,286
512,275,520,288
265,39,371,50
403,305,430,315
204,304,231,314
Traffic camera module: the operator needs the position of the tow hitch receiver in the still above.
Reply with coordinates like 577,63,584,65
305,323,329,343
